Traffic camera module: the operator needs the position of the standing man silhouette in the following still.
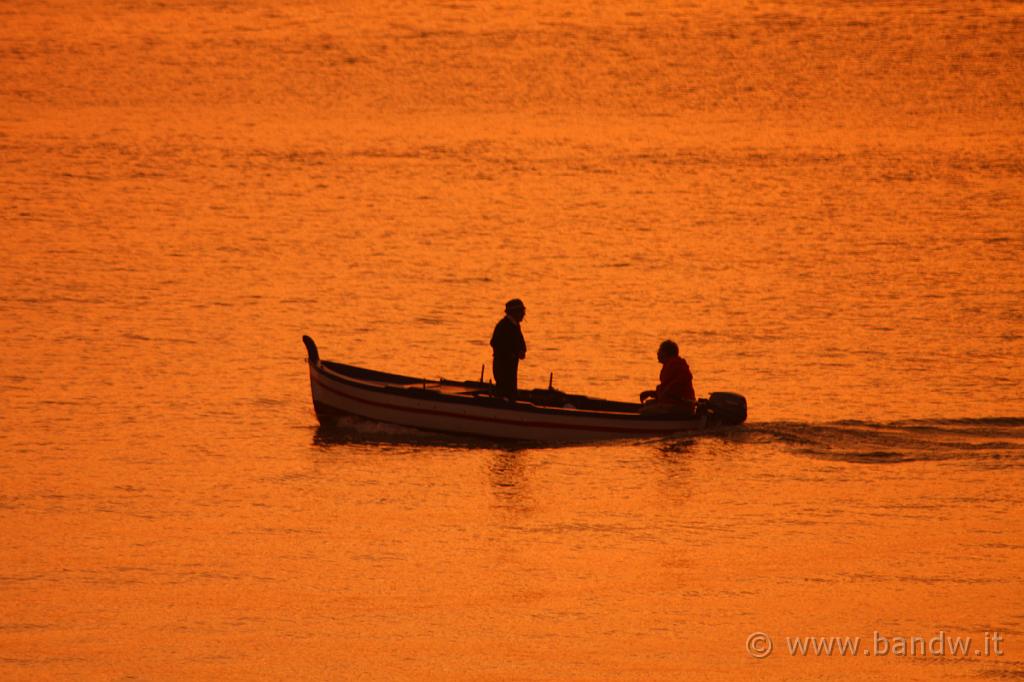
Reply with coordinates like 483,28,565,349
490,299,527,402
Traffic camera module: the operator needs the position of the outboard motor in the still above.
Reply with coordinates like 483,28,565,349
707,392,747,426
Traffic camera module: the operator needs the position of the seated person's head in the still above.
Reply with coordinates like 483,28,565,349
657,340,679,362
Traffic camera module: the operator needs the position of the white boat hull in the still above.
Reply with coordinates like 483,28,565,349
308,359,711,443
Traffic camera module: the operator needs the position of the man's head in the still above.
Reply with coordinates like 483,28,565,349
657,339,679,363
505,298,526,322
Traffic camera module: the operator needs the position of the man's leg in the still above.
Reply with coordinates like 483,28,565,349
493,360,514,401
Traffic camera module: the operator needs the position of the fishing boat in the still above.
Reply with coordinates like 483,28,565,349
302,336,747,443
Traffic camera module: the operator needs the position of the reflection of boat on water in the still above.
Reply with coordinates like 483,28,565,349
302,336,747,443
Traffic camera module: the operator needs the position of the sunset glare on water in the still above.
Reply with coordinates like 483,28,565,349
1,1,1023,679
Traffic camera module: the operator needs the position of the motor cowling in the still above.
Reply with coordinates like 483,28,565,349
707,392,747,425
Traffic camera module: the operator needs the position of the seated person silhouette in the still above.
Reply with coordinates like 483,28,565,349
639,340,696,416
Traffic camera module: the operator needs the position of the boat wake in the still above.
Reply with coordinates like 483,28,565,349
310,412,1024,463
742,417,1024,465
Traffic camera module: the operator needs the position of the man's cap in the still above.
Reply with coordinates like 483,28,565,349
505,298,525,312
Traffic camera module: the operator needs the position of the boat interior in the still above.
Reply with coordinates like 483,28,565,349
320,359,643,414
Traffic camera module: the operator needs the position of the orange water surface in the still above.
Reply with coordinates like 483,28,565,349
2,1,1023,679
